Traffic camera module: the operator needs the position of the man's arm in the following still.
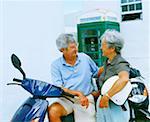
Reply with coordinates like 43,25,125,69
63,88,89,108
51,62,63,87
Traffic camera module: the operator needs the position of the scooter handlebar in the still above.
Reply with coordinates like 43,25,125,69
13,78,22,82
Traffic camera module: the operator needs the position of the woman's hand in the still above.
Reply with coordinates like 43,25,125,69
91,91,100,99
98,66,104,77
99,95,109,108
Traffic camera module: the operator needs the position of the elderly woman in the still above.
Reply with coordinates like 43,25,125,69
96,30,130,122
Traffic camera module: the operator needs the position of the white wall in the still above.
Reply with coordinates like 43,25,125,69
0,0,3,121
120,0,150,89
120,1,150,110
2,1,64,121
64,0,150,86
64,0,150,110
64,0,121,32
82,0,121,21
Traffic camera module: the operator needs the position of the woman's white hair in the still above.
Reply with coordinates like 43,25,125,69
56,33,78,51
100,29,124,54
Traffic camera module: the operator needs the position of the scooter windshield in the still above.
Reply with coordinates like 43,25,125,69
21,78,63,98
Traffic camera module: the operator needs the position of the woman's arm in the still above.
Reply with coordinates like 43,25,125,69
98,66,104,77
99,71,129,108
107,71,129,98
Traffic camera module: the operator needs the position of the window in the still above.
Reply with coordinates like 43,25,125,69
82,29,98,37
122,5,128,12
121,0,127,3
129,0,134,2
136,3,142,10
122,13,142,21
121,0,142,21
129,4,135,11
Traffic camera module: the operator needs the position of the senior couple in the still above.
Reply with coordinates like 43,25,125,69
48,30,130,122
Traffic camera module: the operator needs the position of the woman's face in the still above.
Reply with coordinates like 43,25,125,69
101,39,114,57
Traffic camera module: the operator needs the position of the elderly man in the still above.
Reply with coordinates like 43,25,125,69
48,34,99,122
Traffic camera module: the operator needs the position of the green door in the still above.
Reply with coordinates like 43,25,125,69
77,21,120,67
78,27,102,66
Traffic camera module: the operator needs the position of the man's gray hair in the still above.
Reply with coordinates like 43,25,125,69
56,33,78,51
100,29,124,54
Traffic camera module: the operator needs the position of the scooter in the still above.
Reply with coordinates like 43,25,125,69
7,54,75,122
8,53,150,122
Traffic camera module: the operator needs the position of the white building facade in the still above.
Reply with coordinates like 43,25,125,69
1,0,150,121
64,0,150,110
65,0,150,90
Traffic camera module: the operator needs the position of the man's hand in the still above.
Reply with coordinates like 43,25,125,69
99,95,109,108
62,88,89,108
79,95,89,108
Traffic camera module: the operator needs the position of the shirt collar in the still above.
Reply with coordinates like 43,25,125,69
108,54,121,65
61,54,81,66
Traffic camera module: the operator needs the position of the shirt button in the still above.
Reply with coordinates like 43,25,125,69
74,70,77,73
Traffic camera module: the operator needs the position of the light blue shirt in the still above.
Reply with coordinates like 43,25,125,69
51,53,98,95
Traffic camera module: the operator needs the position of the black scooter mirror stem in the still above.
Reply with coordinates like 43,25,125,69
11,54,26,79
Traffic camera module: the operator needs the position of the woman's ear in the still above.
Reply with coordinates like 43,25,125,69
110,47,115,52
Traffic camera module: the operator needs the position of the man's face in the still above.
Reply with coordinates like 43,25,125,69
63,42,78,58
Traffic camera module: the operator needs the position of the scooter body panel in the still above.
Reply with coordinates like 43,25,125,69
11,97,48,122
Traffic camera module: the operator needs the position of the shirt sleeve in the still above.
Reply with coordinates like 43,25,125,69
115,62,130,74
51,62,63,87
87,55,99,77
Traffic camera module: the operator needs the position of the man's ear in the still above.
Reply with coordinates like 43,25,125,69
60,48,64,52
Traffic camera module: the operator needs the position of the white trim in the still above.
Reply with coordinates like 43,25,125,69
121,10,142,15
121,1,142,6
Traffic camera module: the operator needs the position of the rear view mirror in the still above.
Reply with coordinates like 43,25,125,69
11,54,21,69
11,54,26,79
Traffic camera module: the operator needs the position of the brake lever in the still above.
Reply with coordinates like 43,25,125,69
7,78,22,86
7,83,22,86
